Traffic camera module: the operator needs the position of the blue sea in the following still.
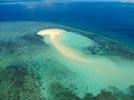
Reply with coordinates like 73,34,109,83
0,2,134,49
0,1,134,100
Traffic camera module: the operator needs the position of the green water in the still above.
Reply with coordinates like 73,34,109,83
39,29,134,94
0,22,134,99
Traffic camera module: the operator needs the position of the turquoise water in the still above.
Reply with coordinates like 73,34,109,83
38,28,134,94
0,22,134,99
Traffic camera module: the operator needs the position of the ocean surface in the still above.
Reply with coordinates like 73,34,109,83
1,2,134,49
0,1,134,100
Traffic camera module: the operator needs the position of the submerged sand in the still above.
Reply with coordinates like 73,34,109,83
37,28,134,94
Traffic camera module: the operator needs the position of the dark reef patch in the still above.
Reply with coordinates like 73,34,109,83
21,33,45,45
0,64,44,100
80,32,134,60
47,83,134,100
48,83,80,100
0,40,19,54
0,33,47,56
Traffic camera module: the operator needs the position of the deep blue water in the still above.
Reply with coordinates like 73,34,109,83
0,2,134,49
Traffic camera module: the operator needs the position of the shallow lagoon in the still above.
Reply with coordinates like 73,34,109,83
0,22,134,99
